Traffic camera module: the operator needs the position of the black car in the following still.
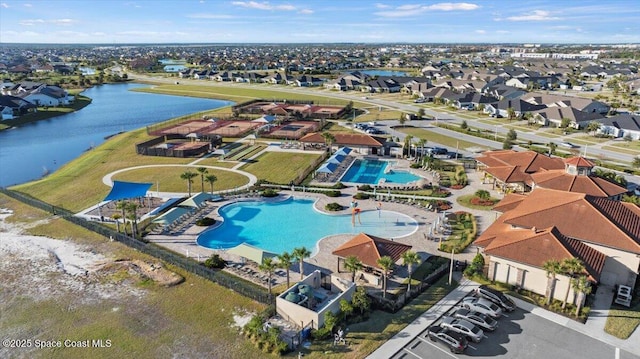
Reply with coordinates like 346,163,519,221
426,326,468,354
476,285,516,311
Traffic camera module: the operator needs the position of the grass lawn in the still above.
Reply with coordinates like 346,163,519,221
610,141,640,153
12,128,193,212
398,127,490,151
112,166,250,193
604,302,640,339
0,193,267,359
353,109,405,123
299,276,456,359
241,151,322,184
571,135,612,144
602,145,640,156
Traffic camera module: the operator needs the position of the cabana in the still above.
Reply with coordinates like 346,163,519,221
227,243,277,265
326,154,346,165
335,147,352,156
179,192,211,208
151,207,191,228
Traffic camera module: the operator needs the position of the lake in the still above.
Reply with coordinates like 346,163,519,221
361,69,409,77
0,83,233,187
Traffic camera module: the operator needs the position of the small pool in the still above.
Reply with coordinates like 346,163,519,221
340,159,421,185
197,197,418,254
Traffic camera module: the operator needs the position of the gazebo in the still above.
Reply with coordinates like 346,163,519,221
332,233,412,280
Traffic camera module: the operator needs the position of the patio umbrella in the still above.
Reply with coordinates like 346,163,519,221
316,162,338,174
335,147,352,156
326,154,345,164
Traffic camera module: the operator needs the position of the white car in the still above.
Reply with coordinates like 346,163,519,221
461,297,503,319
440,316,484,343
453,308,498,331
560,142,578,148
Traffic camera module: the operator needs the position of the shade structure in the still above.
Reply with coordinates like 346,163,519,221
104,181,153,201
316,162,338,174
332,233,412,270
326,154,346,164
335,147,352,156
179,192,210,208
186,132,199,139
227,243,277,264
152,207,190,224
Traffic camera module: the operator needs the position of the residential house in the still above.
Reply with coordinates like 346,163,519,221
213,71,236,82
483,84,527,101
475,188,640,304
419,87,456,103
19,85,73,107
597,114,640,140
532,106,603,129
295,75,323,87
625,78,640,95
324,78,362,91
483,98,546,119
521,93,610,114
505,75,560,90
0,95,37,120
361,77,401,93
452,92,497,110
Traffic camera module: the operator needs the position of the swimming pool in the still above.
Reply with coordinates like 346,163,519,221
197,197,418,254
340,159,421,184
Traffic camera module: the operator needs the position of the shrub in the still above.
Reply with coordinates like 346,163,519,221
332,182,346,189
325,202,343,211
261,189,279,197
203,254,226,269
357,184,373,191
325,190,341,197
195,217,216,226
474,189,490,199
353,192,370,200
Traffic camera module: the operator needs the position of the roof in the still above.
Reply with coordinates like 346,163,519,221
597,114,640,131
104,181,152,201
531,170,627,197
476,150,565,185
332,233,412,270
482,188,640,253
299,132,385,147
563,156,594,168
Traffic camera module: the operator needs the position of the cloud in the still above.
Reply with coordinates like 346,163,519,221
298,9,313,15
19,18,75,26
506,10,561,21
1,3,9,8
19,19,45,26
475,29,486,34
51,19,75,25
375,2,479,17
232,1,297,11
375,3,390,9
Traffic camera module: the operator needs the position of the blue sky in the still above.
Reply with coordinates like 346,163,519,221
1,0,639,44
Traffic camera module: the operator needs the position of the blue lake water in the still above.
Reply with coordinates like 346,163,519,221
196,197,418,254
361,70,409,77
0,83,233,186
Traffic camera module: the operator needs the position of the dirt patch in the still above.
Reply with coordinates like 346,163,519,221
100,259,184,287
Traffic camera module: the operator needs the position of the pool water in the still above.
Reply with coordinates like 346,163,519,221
197,197,418,254
340,159,421,184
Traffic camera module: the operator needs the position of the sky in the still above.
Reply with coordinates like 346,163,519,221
1,0,639,44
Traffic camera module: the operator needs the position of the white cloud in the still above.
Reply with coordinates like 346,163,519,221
20,18,76,26
232,1,297,11
1,3,9,8
506,10,561,21
475,29,486,34
298,9,313,15
375,2,479,17
19,19,45,26
375,3,390,9
51,19,75,25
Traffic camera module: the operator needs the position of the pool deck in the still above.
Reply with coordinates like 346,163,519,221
145,170,501,290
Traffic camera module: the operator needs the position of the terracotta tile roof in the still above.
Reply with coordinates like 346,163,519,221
492,193,527,212
477,150,565,185
332,233,412,269
299,132,385,147
482,226,606,282
563,156,594,168
531,170,627,197
500,188,640,253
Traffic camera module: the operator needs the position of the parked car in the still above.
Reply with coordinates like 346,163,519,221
453,308,498,331
476,285,516,312
414,98,426,103
560,141,578,148
461,296,503,319
428,147,448,155
426,326,468,354
440,316,484,343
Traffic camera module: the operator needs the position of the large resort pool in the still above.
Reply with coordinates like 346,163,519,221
340,159,421,185
197,197,418,254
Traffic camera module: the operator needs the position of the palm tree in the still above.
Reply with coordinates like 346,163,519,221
561,257,585,310
344,255,363,283
205,174,218,195
417,138,427,163
507,107,516,121
115,200,128,234
402,251,421,294
258,257,277,296
543,259,562,305
404,135,414,157
321,132,336,153
292,247,311,280
180,171,198,196
125,201,139,238
377,256,394,299
586,121,601,137
196,167,208,193
111,213,122,232
277,251,293,288
572,276,592,317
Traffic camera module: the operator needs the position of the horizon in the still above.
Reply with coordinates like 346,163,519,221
1,0,639,44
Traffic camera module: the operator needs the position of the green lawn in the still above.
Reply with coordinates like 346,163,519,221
456,194,499,211
112,166,250,193
604,302,640,339
241,151,322,184
398,127,491,151
610,141,640,153
0,95,92,130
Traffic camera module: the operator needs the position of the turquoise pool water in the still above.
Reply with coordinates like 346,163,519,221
197,197,418,254
340,159,421,184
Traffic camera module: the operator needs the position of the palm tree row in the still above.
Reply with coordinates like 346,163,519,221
542,257,587,311
113,200,140,237
180,168,218,196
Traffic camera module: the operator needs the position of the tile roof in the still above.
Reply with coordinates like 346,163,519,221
563,156,594,168
531,170,627,197
299,132,385,147
476,150,565,184
332,233,412,269
492,193,527,213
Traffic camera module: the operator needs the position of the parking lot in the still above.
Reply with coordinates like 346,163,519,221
391,305,640,359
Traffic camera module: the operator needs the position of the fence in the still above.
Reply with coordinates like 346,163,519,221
0,188,272,304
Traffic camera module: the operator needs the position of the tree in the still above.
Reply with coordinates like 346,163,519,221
548,142,557,155
344,255,363,283
623,133,633,143
506,129,518,142
460,120,468,130
523,112,534,126
377,256,394,299
321,132,336,153
339,299,354,319
586,121,601,136
402,251,421,294
543,259,562,305
180,171,198,196
561,257,585,310
560,118,571,129
632,156,640,169
502,138,513,150
115,200,128,234
258,257,277,296
292,247,311,280
475,189,490,200
351,286,371,315
417,138,427,163
398,113,406,126
111,213,122,232
126,201,140,238
277,251,293,288
507,107,516,121
418,108,425,120
404,135,414,157
205,174,218,195
572,276,592,317
197,167,208,193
